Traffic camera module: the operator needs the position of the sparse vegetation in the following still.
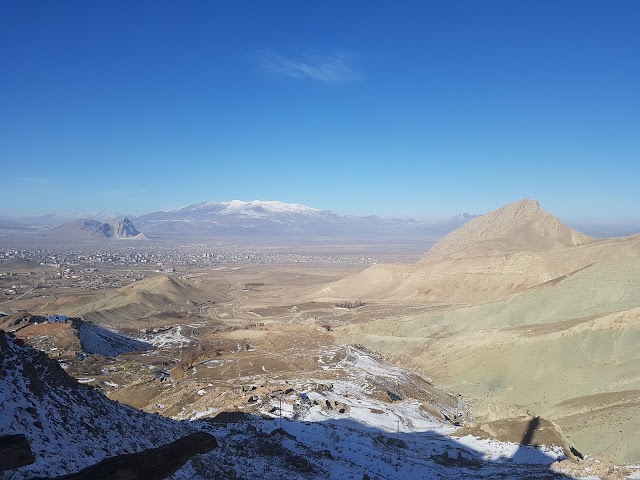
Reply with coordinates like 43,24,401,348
335,299,365,309
178,340,217,371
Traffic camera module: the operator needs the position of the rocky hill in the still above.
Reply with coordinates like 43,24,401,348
10,316,153,357
45,217,146,240
50,275,207,328
107,217,145,239
421,199,595,262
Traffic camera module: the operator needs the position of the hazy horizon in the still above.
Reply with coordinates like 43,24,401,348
1,1,638,221
2,197,640,239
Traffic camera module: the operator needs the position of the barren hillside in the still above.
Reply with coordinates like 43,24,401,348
319,200,640,305
37,275,213,327
322,199,640,464
335,258,640,463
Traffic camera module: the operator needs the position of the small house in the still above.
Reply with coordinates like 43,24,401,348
48,315,68,324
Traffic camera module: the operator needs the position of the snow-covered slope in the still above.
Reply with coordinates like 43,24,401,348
184,415,572,480
174,346,587,480
76,320,153,356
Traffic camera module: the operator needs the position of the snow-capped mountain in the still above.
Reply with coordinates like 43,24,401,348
0,200,480,243
453,212,477,221
172,200,320,216
134,200,479,240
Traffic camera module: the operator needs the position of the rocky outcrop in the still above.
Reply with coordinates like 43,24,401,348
47,217,146,240
105,218,146,239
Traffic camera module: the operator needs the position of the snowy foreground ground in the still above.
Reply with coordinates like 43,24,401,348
178,400,572,479
3,330,637,479
171,348,610,479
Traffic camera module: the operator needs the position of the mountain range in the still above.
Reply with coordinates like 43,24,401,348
132,200,479,240
2,199,639,243
0,200,479,243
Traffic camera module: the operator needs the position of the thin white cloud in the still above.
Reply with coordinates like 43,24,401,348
19,176,54,185
258,50,363,84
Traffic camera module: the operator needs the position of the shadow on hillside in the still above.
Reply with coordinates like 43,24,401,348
73,319,154,356
197,412,578,480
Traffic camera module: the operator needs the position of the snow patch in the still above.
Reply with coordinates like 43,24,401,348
77,321,152,356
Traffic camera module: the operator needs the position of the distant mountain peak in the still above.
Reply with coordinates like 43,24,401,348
171,200,320,215
224,200,320,214
454,212,479,221
497,198,541,217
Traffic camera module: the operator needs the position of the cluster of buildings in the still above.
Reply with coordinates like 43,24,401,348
0,246,377,298
0,246,377,272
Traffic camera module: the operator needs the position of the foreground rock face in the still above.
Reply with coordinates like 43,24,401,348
48,432,217,480
0,434,35,471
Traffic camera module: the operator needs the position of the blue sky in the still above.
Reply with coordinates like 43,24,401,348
1,1,638,222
